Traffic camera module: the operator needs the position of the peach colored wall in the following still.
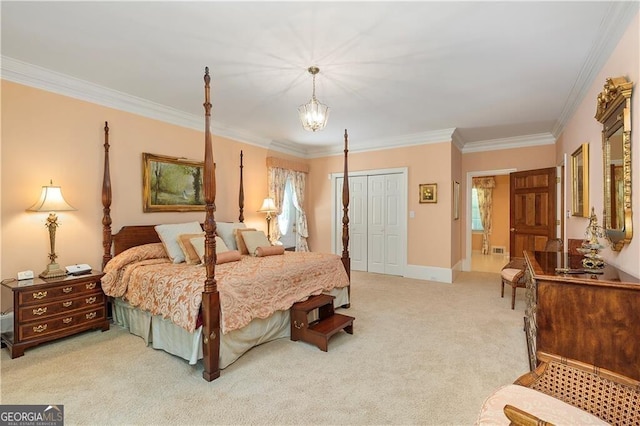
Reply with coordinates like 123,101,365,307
307,142,454,269
472,233,483,251
461,144,557,260
556,12,639,277
1,81,274,291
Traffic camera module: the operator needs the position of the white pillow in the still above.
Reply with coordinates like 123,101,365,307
191,236,230,264
241,230,271,256
215,222,246,251
155,222,203,263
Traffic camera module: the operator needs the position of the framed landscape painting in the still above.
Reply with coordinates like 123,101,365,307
142,152,205,212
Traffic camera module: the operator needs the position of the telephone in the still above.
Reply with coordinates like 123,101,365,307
65,264,92,276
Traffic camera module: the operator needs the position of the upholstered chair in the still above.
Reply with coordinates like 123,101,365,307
501,238,564,309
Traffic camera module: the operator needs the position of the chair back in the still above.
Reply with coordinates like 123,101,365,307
544,238,563,252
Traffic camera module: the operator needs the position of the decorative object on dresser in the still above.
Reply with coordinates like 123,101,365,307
298,66,329,132
576,207,606,270
523,250,640,379
595,76,633,251
1,271,109,358
26,181,76,279
257,197,277,242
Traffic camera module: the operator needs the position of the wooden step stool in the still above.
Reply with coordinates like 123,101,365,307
290,294,354,351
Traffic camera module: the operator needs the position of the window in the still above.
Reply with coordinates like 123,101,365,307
471,188,484,231
277,179,297,248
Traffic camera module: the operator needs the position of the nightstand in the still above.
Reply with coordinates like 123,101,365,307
1,271,109,358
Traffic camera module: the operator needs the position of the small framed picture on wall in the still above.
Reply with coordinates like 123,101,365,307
419,183,437,203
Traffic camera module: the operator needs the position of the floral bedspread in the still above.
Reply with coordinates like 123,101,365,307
102,243,350,334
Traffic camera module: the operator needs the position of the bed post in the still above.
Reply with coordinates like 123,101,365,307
201,67,221,381
239,150,245,223
341,130,351,305
102,121,113,271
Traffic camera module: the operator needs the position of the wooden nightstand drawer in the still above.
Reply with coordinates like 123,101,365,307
18,307,106,341
18,280,100,305
1,271,109,358
18,291,105,322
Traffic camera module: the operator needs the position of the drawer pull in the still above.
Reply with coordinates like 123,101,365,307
85,296,97,304
85,312,97,320
33,324,47,333
62,287,73,293
33,291,48,300
32,307,47,316
62,317,72,324
62,301,73,308
86,283,97,290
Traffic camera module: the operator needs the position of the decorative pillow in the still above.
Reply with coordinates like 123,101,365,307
241,230,272,256
216,250,241,265
255,245,285,257
177,232,205,264
191,236,229,264
155,222,203,263
233,228,257,255
215,222,247,251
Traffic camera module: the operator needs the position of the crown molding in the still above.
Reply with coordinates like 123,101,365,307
552,1,639,138
0,56,279,152
461,133,556,154
305,128,457,158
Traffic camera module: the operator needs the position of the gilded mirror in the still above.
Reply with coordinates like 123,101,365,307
595,76,633,251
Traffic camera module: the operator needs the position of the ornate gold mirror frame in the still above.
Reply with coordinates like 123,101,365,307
595,76,633,251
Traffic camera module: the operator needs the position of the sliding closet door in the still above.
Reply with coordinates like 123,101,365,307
367,174,403,275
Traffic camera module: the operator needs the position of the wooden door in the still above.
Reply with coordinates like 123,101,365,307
510,167,557,258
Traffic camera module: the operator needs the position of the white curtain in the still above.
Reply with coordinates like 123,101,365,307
473,177,496,254
267,167,309,251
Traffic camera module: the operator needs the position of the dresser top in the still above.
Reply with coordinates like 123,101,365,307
2,270,104,290
525,251,640,287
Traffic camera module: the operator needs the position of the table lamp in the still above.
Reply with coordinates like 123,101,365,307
27,181,76,278
257,197,277,241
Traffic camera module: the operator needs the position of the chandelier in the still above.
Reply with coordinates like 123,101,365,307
298,66,329,132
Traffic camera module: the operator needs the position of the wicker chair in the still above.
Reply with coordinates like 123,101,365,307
505,351,640,425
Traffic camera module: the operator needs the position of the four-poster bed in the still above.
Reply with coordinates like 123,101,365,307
100,68,352,381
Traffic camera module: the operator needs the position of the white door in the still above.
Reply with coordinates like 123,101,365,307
367,174,403,275
336,176,367,271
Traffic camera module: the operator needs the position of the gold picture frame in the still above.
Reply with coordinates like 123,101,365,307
453,181,460,219
571,143,589,217
419,183,437,203
142,153,205,212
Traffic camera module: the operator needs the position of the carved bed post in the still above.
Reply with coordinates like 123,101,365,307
102,121,113,270
341,129,351,305
201,67,221,381
239,150,245,223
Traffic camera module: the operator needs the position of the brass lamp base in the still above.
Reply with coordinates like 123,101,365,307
39,262,67,279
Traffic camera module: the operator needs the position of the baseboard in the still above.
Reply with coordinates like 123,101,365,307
404,264,453,284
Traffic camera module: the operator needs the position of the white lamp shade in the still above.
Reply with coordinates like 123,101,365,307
258,197,277,213
27,185,76,212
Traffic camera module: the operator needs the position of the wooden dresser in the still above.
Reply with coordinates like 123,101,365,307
1,271,109,358
524,251,640,381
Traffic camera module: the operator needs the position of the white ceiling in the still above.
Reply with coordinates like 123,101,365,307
2,1,637,157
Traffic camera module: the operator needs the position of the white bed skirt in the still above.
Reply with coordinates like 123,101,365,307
111,287,349,369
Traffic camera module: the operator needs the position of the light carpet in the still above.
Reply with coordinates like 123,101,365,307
0,270,529,425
